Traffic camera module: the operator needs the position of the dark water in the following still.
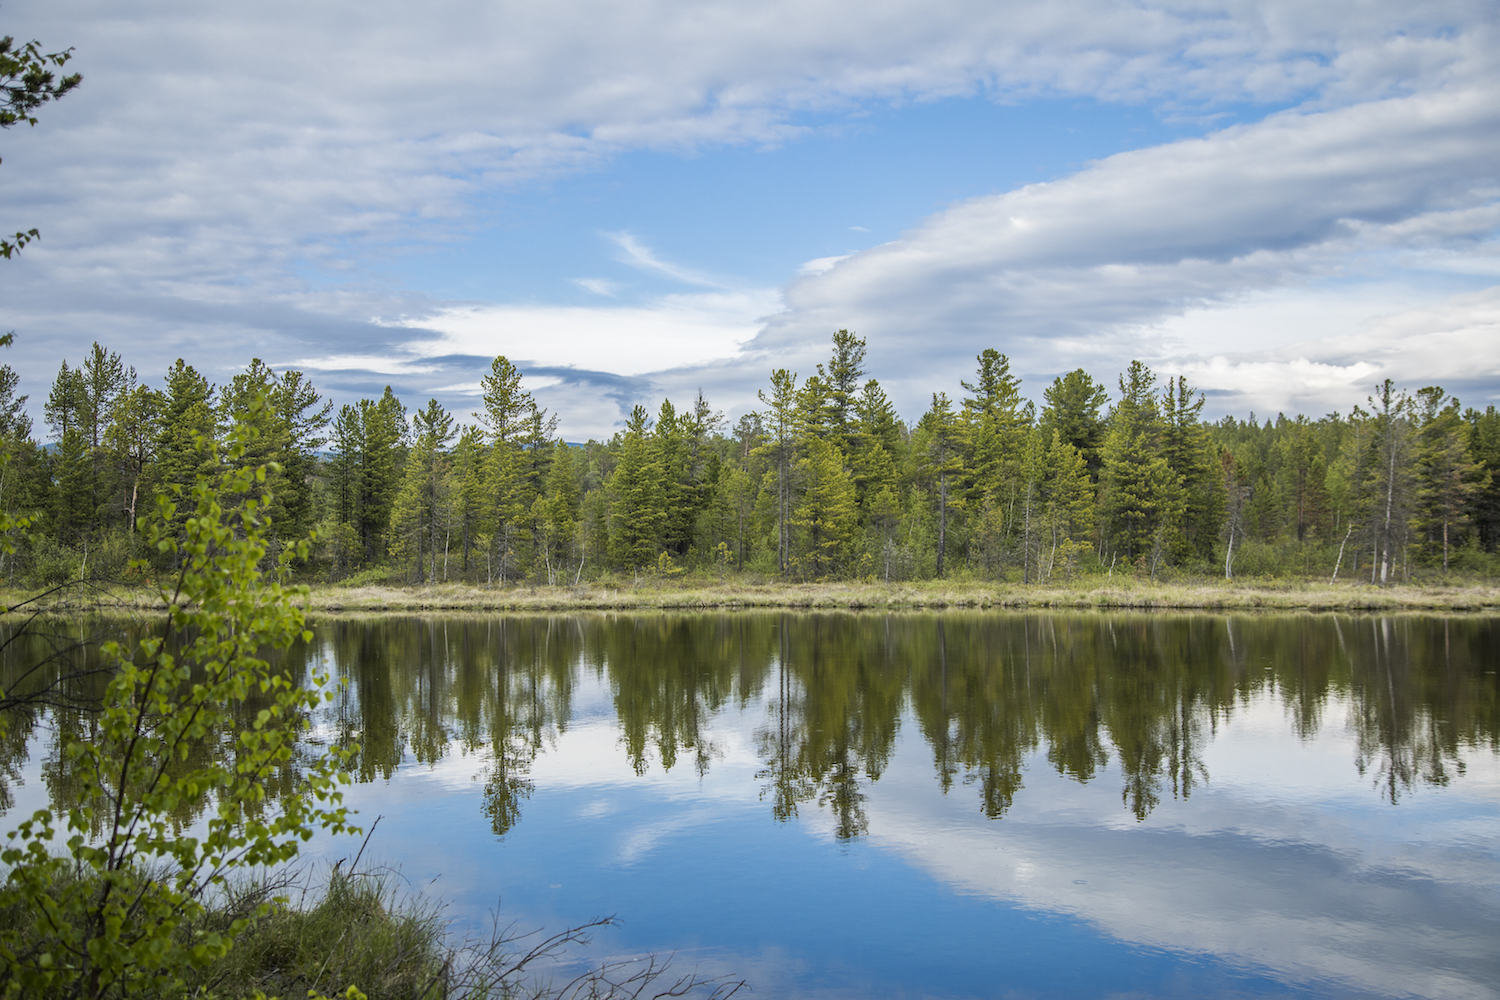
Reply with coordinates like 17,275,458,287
5,613,1499,999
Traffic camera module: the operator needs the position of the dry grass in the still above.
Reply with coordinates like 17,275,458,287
12,576,1497,615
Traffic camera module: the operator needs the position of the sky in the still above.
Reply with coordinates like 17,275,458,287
1,0,1497,440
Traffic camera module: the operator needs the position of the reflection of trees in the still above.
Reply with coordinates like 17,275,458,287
754,615,904,840
1346,616,1500,803
5,611,1496,835
1,617,319,834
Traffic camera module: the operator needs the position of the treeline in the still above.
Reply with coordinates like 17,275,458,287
0,331,1496,586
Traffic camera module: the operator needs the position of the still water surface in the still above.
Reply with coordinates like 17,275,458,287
10,613,1500,999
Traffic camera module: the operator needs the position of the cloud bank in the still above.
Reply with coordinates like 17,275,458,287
0,0,1495,436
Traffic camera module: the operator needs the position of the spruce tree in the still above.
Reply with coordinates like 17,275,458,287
1464,405,1500,552
792,435,857,579
1362,380,1414,585
1099,361,1181,567
1041,430,1094,580
537,440,581,583
1413,387,1482,572
1160,375,1223,563
756,369,799,574
920,392,965,577
480,355,532,581
1040,369,1109,480
609,405,664,573
154,360,217,526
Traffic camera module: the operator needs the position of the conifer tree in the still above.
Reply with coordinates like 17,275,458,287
792,435,857,579
356,387,406,563
1160,375,1223,563
154,360,217,523
515,401,560,573
390,398,455,583
1099,361,1181,567
824,329,867,459
48,427,91,551
1362,379,1414,585
1270,416,1329,543
480,355,532,582
1041,430,1094,580
654,398,694,557
756,369,799,574
450,425,490,575
860,441,903,581
104,382,161,532
609,405,664,573
43,360,85,440
1413,387,1482,572
961,349,1029,563
920,392,965,577
536,440,581,584
1040,369,1109,480
1465,405,1500,552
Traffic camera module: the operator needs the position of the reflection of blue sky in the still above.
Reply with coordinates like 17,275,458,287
273,674,1500,1000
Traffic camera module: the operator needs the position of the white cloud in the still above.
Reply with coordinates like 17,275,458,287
743,77,1500,417
403,289,781,377
572,277,622,297
796,255,849,277
603,232,723,287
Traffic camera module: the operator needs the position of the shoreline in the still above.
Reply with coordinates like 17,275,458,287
10,579,1500,614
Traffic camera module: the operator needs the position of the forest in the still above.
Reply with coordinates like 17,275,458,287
2,329,1497,589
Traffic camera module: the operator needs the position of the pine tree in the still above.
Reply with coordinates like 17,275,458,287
480,355,532,582
792,435,857,579
1160,375,1223,563
515,401,559,575
536,440,581,584
104,383,161,533
609,405,664,573
824,329,867,460
1270,416,1329,543
920,392,965,577
654,398,694,557
1413,387,1482,572
43,360,85,440
390,399,455,583
1465,405,1500,552
154,360,217,522
756,369,799,574
1040,430,1094,581
961,349,1029,566
450,425,490,576
1040,369,1109,480
1362,379,1414,585
358,387,407,563
1099,361,1181,568
48,427,91,551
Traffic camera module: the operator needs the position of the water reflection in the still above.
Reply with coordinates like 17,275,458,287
3,612,1496,836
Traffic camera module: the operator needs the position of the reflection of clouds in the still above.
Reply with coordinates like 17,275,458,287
863,692,1500,1000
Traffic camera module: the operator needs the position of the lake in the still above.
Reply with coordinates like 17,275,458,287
5,612,1498,999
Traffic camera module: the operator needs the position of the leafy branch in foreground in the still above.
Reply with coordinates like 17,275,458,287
0,33,80,259
0,408,356,1000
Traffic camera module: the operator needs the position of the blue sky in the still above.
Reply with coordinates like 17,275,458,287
1,0,1497,438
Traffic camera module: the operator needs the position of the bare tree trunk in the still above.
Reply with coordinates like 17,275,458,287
1330,524,1353,583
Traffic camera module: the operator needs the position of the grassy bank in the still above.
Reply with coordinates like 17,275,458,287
0,865,734,1000
13,576,1500,614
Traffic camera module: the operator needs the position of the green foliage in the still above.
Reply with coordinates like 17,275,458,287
1,334,1495,590
0,410,354,999
0,34,80,259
